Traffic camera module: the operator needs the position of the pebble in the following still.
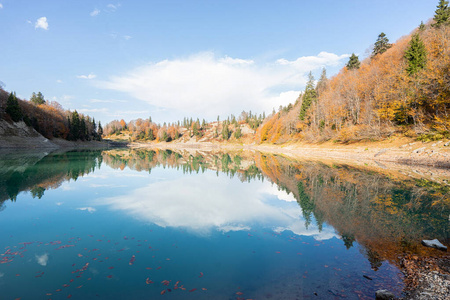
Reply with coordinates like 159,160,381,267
375,289,395,300
421,239,447,251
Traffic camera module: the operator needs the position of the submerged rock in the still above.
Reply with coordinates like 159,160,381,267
421,239,447,251
375,289,395,300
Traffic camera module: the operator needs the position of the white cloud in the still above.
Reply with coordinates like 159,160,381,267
98,51,348,120
78,108,109,114
56,79,63,84
276,51,349,71
90,8,100,16
35,17,49,30
0,4,3,9
90,98,128,103
76,73,96,80
123,35,132,40
106,3,121,11
77,207,96,213
35,253,49,266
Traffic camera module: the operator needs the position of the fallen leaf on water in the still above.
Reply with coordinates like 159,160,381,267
236,291,243,295
189,288,197,292
199,272,204,278
160,290,166,295
129,255,136,265
202,288,207,291
162,280,170,286
107,275,113,278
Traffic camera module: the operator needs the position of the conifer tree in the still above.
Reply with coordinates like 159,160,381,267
405,33,427,75
234,126,242,139
80,117,87,140
419,21,426,31
299,72,316,121
97,121,103,140
432,0,450,27
316,68,328,95
372,32,392,57
70,111,81,140
6,92,23,122
192,121,199,136
30,92,45,105
346,53,360,70
222,122,230,140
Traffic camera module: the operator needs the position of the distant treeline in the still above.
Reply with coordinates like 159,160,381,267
0,88,103,141
104,111,265,142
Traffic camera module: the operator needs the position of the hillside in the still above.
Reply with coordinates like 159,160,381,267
0,87,104,148
258,20,450,144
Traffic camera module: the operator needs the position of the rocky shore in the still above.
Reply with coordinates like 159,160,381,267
400,254,450,300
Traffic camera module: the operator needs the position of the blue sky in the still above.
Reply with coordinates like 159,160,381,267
0,0,438,124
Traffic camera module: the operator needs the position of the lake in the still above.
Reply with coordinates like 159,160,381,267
0,148,448,299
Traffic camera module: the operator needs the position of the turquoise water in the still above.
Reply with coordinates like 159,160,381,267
1,149,447,299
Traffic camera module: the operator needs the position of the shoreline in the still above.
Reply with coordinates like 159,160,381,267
127,137,450,167
124,138,450,182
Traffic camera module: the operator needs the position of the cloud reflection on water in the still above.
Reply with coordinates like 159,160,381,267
99,171,337,240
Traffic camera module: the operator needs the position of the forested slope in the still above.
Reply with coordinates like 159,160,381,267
0,88,102,143
258,19,450,144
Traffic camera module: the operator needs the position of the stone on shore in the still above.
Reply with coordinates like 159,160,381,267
375,289,395,300
421,239,447,251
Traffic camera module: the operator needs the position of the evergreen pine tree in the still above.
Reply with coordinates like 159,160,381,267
70,111,81,140
222,123,230,140
432,0,450,27
192,122,199,136
299,72,316,121
372,32,392,57
6,92,23,122
30,92,45,105
316,68,328,95
405,33,427,75
234,126,242,139
419,21,426,31
97,121,103,140
80,117,87,141
346,53,360,70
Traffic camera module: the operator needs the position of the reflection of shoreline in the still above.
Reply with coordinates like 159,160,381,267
102,149,449,258
126,140,450,174
0,150,102,204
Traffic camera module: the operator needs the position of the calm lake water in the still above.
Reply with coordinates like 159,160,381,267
0,149,448,300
